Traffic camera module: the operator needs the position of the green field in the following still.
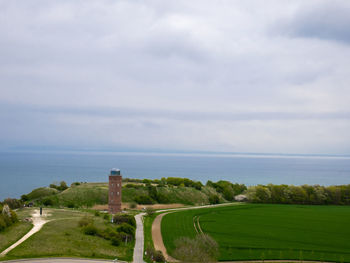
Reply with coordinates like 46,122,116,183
161,204,350,262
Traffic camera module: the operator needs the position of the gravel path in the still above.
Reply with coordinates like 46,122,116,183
0,210,49,256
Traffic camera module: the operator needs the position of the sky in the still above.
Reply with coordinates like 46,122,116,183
0,0,350,155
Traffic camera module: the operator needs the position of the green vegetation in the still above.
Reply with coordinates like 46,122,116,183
143,212,165,263
247,184,350,205
0,221,32,252
0,204,19,232
16,178,350,209
162,204,350,262
173,234,219,262
2,208,134,261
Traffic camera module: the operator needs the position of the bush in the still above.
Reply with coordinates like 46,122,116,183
209,194,220,204
145,207,155,216
82,224,98,235
103,213,109,220
134,195,154,204
43,198,53,206
94,210,100,217
145,246,165,262
116,223,135,236
78,216,93,227
129,202,137,209
111,236,121,246
3,198,22,209
67,202,75,208
113,214,136,227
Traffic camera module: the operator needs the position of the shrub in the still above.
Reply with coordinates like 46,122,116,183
94,210,100,217
78,216,93,227
116,223,135,236
145,207,155,216
145,246,165,262
103,213,109,220
82,224,98,235
21,194,29,202
134,195,154,204
113,214,136,227
209,194,220,204
111,236,121,246
4,198,22,209
67,202,75,208
43,198,53,206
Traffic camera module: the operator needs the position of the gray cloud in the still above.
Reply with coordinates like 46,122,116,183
0,0,350,154
273,1,350,44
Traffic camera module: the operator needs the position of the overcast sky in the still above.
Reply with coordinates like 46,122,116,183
1,0,350,155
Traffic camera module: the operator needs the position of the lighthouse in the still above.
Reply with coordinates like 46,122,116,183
108,168,122,213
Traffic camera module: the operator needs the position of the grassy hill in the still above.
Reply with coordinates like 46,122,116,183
23,181,230,209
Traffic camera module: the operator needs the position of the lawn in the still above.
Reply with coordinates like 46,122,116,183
1,208,134,261
161,204,350,262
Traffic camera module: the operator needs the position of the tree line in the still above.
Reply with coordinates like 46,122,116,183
246,184,350,205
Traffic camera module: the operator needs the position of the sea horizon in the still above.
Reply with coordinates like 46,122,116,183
1,149,349,200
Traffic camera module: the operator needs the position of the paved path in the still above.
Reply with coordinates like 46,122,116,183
133,213,146,263
1,210,49,256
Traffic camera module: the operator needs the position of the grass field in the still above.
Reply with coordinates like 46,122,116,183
0,221,33,253
161,204,350,262
1,208,134,261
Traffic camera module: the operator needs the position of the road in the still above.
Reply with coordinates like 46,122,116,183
0,209,49,256
133,212,146,263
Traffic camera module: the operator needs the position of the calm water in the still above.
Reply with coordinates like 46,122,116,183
0,151,350,200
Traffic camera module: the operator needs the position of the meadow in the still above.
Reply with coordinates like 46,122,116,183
1,208,134,261
161,204,350,262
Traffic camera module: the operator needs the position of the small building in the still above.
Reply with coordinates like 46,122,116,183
108,168,122,214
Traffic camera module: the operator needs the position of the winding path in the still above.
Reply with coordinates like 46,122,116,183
0,209,49,256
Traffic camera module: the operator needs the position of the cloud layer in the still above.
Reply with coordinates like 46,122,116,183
1,0,349,154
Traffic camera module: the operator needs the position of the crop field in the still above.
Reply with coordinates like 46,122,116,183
161,204,350,262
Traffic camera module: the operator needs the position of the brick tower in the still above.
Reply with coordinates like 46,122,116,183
108,168,122,213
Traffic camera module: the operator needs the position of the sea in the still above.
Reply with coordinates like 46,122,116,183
0,151,350,200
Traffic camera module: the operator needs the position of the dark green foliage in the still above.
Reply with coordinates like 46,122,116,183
116,223,135,236
113,214,136,227
50,181,68,191
247,184,350,205
111,236,121,246
0,206,18,232
71,182,81,186
82,224,98,235
103,213,109,220
208,194,220,204
67,202,75,208
21,194,29,202
145,246,166,262
43,198,53,206
134,194,154,204
94,210,100,217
